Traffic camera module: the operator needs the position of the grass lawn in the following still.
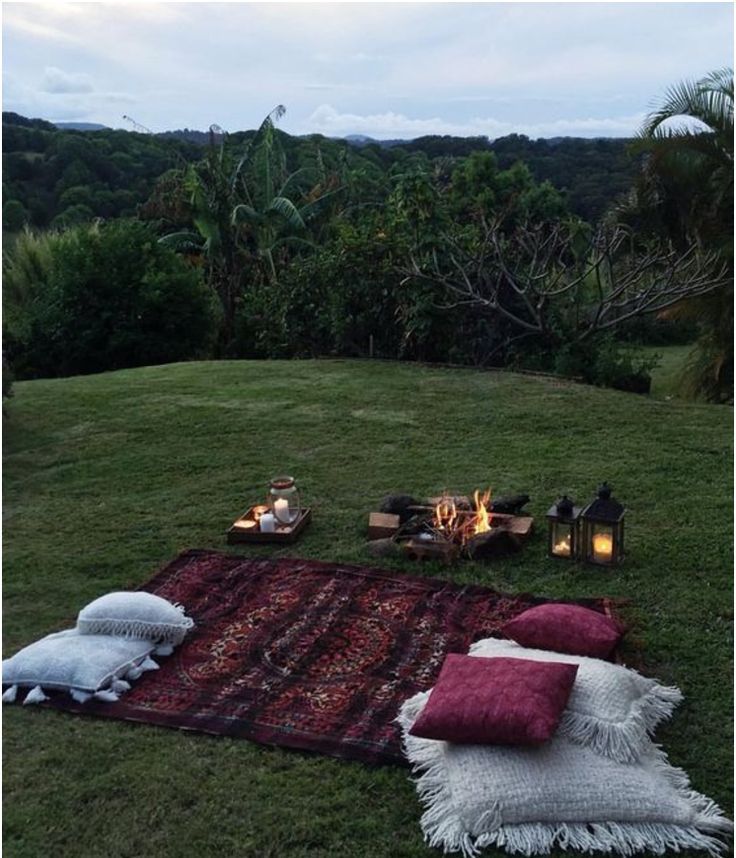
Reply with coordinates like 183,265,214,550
641,344,694,400
3,359,733,858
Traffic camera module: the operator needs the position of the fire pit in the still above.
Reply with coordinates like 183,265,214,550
368,490,534,562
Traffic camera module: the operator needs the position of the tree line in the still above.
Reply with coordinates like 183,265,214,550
2,68,732,403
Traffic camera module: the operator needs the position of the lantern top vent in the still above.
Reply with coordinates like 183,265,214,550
581,482,625,523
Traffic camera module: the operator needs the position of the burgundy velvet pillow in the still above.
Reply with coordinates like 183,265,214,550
501,603,622,659
408,654,578,745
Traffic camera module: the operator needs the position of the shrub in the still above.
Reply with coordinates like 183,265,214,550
2,198,28,230
2,353,14,404
552,336,658,394
5,220,217,378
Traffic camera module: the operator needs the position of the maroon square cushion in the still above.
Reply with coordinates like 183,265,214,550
501,603,622,659
408,654,578,745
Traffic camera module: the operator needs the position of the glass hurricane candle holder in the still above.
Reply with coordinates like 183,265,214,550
268,475,302,527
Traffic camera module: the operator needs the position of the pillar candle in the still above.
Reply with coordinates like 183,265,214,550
260,512,276,533
273,498,290,524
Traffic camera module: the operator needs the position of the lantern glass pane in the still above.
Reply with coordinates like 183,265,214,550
551,522,573,557
591,523,614,564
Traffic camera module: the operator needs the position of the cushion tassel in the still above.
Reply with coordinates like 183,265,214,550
139,657,159,672
70,689,92,703
93,689,119,702
2,685,18,703
23,685,49,705
154,643,174,657
111,679,131,694
126,666,143,680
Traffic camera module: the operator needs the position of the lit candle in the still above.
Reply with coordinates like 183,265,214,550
592,532,613,562
273,498,290,525
259,512,276,533
234,518,257,531
252,505,269,522
553,534,571,557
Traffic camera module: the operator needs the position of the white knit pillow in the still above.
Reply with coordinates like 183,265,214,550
77,591,194,644
468,637,682,763
2,629,160,705
398,692,733,858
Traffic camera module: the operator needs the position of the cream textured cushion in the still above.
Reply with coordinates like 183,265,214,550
77,591,194,644
2,629,158,704
469,637,681,763
398,691,732,857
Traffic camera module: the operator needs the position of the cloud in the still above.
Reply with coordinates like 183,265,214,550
307,104,646,140
41,66,94,94
4,70,136,123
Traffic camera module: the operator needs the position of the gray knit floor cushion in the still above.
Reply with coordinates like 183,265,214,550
77,591,194,645
468,638,682,763
398,692,732,857
2,629,164,705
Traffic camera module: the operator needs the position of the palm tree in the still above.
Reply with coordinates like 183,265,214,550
626,68,733,401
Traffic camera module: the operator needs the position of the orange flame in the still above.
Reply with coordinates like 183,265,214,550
473,488,493,534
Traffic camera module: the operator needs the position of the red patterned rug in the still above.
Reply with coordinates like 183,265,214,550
49,549,618,765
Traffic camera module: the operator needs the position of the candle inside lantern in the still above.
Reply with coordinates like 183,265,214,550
273,498,290,525
259,512,276,533
592,532,613,562
553,534,571,557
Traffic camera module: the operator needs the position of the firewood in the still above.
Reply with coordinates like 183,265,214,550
379,494,421,523
490,494,530,515
368,512,400,540
464,528,522,560
367,538,401,559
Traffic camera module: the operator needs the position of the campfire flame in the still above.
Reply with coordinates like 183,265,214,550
431,488,493,543
473,488,493,535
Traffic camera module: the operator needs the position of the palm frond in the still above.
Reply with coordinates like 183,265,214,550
266,196,306,230
158,231,205,253
231,204,262,226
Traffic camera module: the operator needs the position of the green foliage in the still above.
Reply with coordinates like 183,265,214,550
618,68,733,403
2,198,28,230
2,113,201,228
2,352,14,402
5,220,216,378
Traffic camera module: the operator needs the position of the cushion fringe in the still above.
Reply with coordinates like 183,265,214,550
397,692,733,858
474,819,731,857
559,683,683,763
76,617,192,645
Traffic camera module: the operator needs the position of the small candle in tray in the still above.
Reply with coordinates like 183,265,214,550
252,505,269,522
234,518,257,531
259,512,276,533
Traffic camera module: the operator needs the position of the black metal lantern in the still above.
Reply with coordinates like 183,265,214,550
580,483,625,566
546,495,582,560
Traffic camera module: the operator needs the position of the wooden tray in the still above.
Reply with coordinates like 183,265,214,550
227,506,312,545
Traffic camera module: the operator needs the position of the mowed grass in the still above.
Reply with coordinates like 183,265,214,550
3,359,733,858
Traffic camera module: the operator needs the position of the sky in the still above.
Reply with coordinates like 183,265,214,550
2,1,733,140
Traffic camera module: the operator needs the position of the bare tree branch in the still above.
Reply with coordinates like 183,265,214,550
398,220,730,350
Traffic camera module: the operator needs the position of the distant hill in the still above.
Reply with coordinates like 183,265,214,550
54,122,110,132
2,110,639,227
